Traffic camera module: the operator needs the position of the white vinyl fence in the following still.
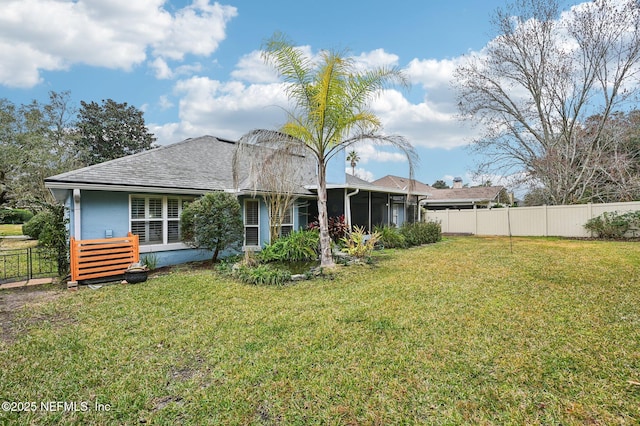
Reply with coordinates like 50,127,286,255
424,201,640,237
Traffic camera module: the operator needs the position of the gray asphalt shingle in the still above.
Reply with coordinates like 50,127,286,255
46,135,317,194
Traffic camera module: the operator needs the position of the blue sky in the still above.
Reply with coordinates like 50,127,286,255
0,0,581,188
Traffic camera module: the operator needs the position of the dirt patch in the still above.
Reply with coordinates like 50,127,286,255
0,286,65,344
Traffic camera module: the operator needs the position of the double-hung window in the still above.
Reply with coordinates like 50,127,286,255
244,199,260,247
279,205,293,238
130,195,192,248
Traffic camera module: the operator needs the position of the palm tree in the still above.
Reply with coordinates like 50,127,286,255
238,33,418,267
347,150,360,176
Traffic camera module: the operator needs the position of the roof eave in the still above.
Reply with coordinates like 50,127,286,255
304,183,430,196
424,198,496,204
44,181,214,195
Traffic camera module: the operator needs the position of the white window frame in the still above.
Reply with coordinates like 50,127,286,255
244,199,260,249
277,204,294,240
129,195,193,252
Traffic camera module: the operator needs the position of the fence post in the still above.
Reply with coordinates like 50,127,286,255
27,247,32,280
474,205,478,235
68,237,78,289
129,232,140,263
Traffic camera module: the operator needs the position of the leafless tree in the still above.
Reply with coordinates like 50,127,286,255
233,138,313,243
454,0,640,204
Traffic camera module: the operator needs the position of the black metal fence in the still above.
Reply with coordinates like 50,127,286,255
0,247,58,284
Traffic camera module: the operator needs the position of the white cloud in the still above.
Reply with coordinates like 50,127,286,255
152,76,291,144
151,58,205,80
406,57,460,90
352,49,400,70
151,45,481,151
152,0,237,60
158,95,174,110
150,57,173,79
345,167,375,182
372,89,475,149
0,0,236,87
231,50,280,83
345,142,409,165
0,40,62,87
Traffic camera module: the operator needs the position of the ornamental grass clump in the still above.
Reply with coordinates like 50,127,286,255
259,229,320,262
374,225,407,249
233,263,291,285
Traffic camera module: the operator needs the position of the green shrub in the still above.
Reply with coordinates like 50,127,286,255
584,210,640,239
0,208,34,224
399,221,442,246
22,211,55,239
259,229,319,262
37,204,69,276
233,264,291,285
181,192,243,262
374,225,407,249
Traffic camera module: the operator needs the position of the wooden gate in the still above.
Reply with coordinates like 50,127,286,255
70,233,139,282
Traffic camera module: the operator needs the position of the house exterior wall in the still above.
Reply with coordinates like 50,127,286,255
238,195,271,248
69,192,312,267
81,191,130,240
326,148,346,185
66,190,276,268
239,195,313,244
59,184,418,269
80,190,213,267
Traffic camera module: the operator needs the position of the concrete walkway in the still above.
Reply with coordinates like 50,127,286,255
0,277,55,290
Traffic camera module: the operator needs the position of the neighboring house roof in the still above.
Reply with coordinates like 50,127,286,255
373,174,505,207
424,186,505,206
372,175,433,195
304,173,431,196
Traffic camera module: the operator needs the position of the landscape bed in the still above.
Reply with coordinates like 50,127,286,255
1,236,639,424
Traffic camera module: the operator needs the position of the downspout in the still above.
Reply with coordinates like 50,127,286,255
368,191,372,231
345,188,359,228
417,197,428,222
73,189,81,240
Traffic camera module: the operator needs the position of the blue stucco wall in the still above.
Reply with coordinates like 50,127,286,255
62,190,317,268
81,191,129,240
326,147,346,185
238,195,302,246
68,190,246,268
140,247,216,268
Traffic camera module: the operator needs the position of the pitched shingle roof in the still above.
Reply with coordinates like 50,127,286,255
45,135,317,195
426,186,505,203
46,135,237,191
372,175,432,194
373,174,504,204
346,173,376,187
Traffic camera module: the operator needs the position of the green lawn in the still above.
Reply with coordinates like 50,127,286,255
0,224,24,237
1,237,640,424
